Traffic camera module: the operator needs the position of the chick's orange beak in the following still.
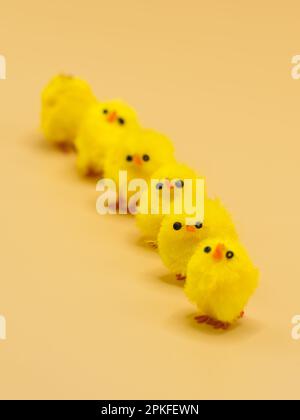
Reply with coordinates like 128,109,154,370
166,181,174,190
133,155,143,166
212,243,225,261
107,111,118,123
186,225,196,233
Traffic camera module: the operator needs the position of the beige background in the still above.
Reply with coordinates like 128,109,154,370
0,0,300,400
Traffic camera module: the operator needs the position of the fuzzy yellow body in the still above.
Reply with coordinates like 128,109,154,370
75,100,139,176
158,199,237,278
136,163,203,244
41,74,96,147
185,237,259,324
104,128,175,207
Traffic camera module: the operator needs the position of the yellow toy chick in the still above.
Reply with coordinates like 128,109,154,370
136,162,203,247
104,128,175,212
185,237,259,329
158,198,237,280
75,100,139,176
41,74,96,150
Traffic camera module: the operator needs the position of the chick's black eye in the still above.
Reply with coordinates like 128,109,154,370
173,222,182,231
226,251,234,260
118,118,125,125
143,154,150,162
103,109,108,115
156,183,164,190
126,155,133,162
195,222,203,229
204,246,212,253
175,180,184,188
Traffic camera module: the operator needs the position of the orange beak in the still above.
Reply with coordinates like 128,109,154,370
186,225,196,233
212,243,225,261
133,155,143,166
107,111,118,123
166,180,174,190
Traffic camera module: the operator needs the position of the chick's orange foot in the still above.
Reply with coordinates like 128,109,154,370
85,167,103,178
176,274,186,281
57,143,74,154
145,240,158,249
194,315,230,330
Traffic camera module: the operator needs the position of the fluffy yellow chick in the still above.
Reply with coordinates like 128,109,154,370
136,162,203,247
185,237,259,329
41,74,96,149
104,128,175,212
158,198,237,280
75,100,139,176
